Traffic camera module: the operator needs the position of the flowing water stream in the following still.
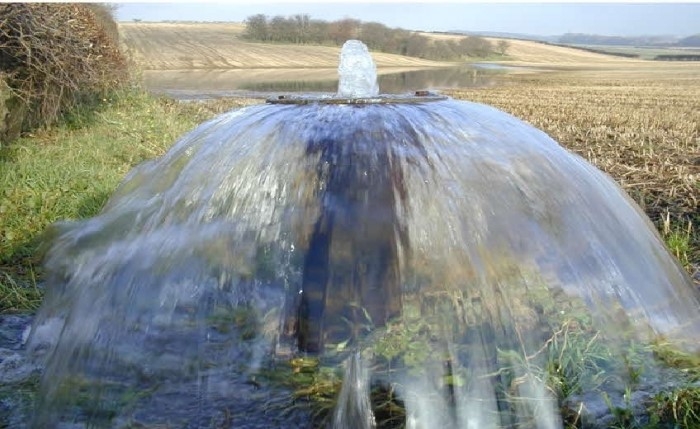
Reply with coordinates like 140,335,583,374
17,40,700,428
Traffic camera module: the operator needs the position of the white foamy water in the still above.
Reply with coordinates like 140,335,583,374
337,40,380,98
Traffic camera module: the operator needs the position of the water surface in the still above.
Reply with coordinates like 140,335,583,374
143,66,503,100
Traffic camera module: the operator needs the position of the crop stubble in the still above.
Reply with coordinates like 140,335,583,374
448,74,699,271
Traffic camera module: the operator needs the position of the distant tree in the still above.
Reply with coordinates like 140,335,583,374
328,18,360,44
404,34,430,58
385,29,411,55
243,14,268,41
307,19,329,44
359,22,390,50
268,15,295,42
291,14,311,43
496,40,510,55
431,40,459,60
458,36,493,57
240,14,497,60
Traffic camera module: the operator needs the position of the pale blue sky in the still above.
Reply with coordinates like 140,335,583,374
116,3,700,36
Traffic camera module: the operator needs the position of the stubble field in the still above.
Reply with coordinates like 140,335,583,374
448,71,699,277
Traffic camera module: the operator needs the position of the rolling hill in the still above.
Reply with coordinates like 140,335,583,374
119,22,453,70
119,22,647,71
119,22,700,83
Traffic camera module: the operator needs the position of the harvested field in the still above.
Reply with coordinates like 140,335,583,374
420,32,639,65
448,73,700,272
486,37,640,66
119,22,453,70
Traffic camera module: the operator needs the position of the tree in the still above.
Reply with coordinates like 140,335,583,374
328,18,360,45
243,14,268,41
307,19,329,44
239,14,496,61
268,15,294,42
404,34,430,58
458,36,493,58
385,29,411,55
497,40,510,55
431,40,459,60
359,22,390,50
292,14,311,43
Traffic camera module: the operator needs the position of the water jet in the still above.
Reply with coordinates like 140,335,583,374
26,40,700,428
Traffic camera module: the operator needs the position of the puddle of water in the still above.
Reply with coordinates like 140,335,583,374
143,66,507,100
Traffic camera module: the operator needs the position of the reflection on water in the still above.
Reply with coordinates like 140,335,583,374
144,66,504,100
379,67,495,93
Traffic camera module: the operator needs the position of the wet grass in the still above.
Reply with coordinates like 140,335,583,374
266,294,700,429
648,387,700,428
0,374,41,428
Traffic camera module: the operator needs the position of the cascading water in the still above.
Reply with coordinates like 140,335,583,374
26,40,700,428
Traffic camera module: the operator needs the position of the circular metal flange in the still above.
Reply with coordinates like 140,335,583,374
266,91,448,105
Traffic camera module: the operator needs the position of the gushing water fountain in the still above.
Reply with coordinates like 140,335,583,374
27,40,700,428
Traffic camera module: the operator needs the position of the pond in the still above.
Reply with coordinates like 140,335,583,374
142,66,508,100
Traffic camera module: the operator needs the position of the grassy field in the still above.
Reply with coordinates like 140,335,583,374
422,32,640,65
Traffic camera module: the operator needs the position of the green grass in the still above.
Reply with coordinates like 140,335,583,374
262,290,700,429
648,387,700,428
661,216,694,270
0,90,253,313
0,269,41,312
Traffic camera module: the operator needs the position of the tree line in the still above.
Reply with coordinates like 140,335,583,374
242,14,506,61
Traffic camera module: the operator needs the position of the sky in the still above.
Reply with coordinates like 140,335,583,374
115,2,700,37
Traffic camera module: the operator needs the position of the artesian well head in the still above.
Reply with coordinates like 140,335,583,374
26,40,700,429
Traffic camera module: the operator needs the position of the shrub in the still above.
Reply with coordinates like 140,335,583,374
0,3,128,143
